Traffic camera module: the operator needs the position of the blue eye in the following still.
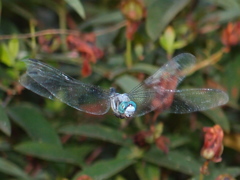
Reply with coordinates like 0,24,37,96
118,101,137,114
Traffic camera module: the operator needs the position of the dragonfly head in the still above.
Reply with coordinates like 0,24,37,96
118,101,137,118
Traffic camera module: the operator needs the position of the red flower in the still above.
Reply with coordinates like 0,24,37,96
81,59,92,78
201,125,224,163
221,22,240,48
67,33,104,77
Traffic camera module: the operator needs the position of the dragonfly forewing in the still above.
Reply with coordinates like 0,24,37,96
20,59,111,115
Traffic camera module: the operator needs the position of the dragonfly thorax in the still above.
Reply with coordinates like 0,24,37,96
110,90,137,119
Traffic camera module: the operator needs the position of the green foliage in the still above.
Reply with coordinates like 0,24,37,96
0,106,11,136
144,147,200,175
146,0,190,41
8,104,61,146
135,162,160,180
73,158,135,180
202,108,230,133
0,38,19,66
64,0,85,19
15,142,84,166
59,124,132,146
0,157,31,180
0,0,240,179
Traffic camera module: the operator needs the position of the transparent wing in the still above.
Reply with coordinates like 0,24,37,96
128,53,197,116
19,59,111,115
169,89,229,113
20,73,55,100
129,53,229,116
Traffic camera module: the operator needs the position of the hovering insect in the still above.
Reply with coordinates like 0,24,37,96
20,53,229,119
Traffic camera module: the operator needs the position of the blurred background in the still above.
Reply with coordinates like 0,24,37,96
0,0,240,179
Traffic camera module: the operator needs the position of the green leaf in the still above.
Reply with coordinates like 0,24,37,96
73,158,135,180
135,162,160,180
134,44,144,60
59,124,131,146
0,43,13,66
207,0,240,9
130,63,159,75
8,37,19,59
0,106,11,136
223,54,240,107
159,26,176,56
201,108,230,133
117,146,144,160
173,40,187,49
0,157,31,180
115,75,140,93
15,142,83,166
96,30,118,48
144,147,200,176
64,0,85,19
146,0,190,41
7,104,61,146
80,11,123,28
169,135,191,149
203,0,240,23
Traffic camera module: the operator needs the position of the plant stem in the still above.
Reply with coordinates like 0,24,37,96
125,39,132,68
199,173,204,180
58,0,68,52
29,19,37,57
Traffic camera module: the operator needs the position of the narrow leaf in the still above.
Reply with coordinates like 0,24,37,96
0,106,11,136
7,104,61,146
15,141,83,166
115,75,140,93
223,55,240,107
0,157,31,180
59,124,131,146
64,0,85,19
80,11,123,28
135,162,160,180
144,147,200,176
168,135,191,149
146,0,190,41
202,108,230,133
73,158,135,180
130,63,159,75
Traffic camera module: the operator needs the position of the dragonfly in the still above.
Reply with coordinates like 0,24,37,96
19,53,229,119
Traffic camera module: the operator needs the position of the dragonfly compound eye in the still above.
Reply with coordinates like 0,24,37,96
124,105,136,117
118,101,137,115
